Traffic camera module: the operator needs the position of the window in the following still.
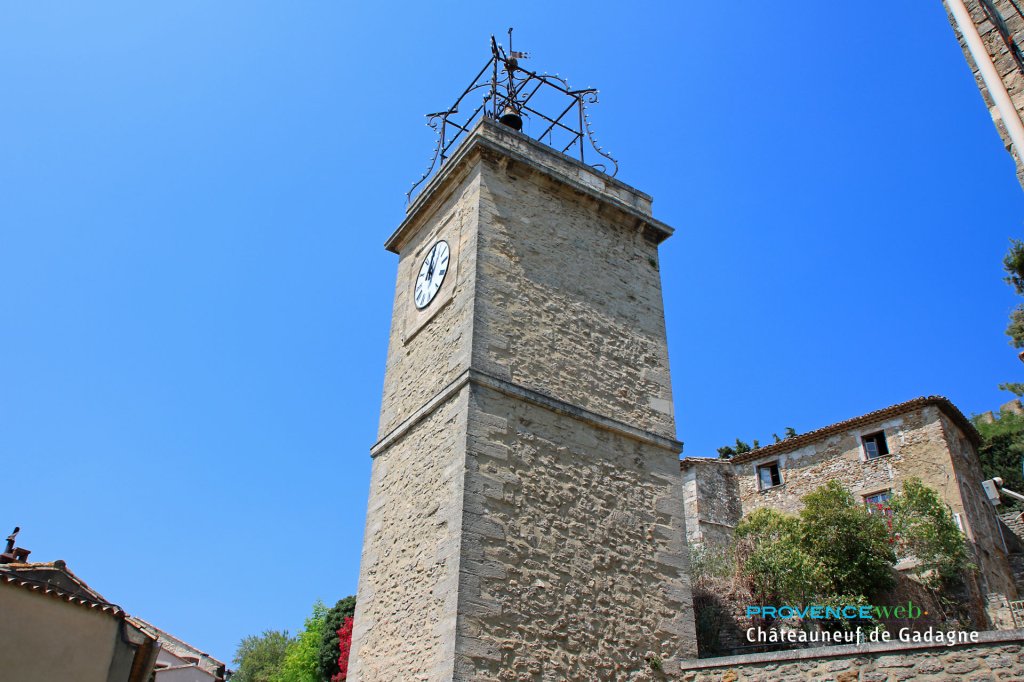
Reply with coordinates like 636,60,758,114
757,462,782,490
864,491,891,506
862,431,889,460
864,490,891,514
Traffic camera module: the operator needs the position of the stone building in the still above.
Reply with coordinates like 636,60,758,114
943,0,1024,188
0,535,225,682
680,458,740,550
132,616,227,682
349,114,695,679
0,559,159,682
681,396,1019,625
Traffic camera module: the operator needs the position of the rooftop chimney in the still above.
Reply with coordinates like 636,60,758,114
1,527,31,564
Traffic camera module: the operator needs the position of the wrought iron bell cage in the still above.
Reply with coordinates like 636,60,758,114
407,29,619,202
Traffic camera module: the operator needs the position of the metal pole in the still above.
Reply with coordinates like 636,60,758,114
578,97,585,163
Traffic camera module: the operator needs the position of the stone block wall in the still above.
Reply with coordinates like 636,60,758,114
349,389,470,681
472,124,677,441
354,119,697,679
454,383,696,680
680,630,1024,681
1001,510,1024,551
944,0,1024,187
442,123,697,676
376,163,480,440
681,458,741,548
939,411,1019,610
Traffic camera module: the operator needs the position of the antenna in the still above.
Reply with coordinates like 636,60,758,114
408,29,618,202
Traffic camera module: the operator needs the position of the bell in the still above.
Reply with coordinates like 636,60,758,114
498,105,523,131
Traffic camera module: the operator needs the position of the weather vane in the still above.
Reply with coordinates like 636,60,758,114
408,28,618,202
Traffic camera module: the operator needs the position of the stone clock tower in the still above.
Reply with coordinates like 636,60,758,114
349,106,696,678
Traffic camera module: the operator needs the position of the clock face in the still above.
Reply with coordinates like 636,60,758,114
414,240,450,310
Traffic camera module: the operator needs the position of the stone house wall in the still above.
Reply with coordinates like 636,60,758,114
733,404,1012,595
0,583,135,682
680,458,741,548
1001,510,1024,555
938,411,1020,617
734,405,955,518
684,398,1019,628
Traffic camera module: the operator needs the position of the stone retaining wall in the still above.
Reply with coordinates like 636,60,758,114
680,630,1024,681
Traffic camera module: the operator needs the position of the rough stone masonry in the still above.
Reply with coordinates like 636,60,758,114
678,630,1024,681
348,117,696,681
944,0,1024,188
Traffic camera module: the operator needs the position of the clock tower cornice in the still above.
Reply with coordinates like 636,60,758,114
370,367,684,460
385,117,675,255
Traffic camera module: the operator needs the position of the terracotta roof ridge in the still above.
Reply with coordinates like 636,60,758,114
726,396,980,464
53,561,108,601
680,456,731,466
129,615,223,665
0,560,109,602
0,573,124,617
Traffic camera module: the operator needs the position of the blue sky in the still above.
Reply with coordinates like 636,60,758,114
2,1,1022,666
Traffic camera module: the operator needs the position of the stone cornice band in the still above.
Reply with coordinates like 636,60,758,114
370,368,683,458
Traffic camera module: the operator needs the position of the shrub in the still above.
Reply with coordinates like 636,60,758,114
735,508,825,606
317,597,356,681
275,601,328,682
798,481,896,598
889,478,973,587
330,617,354,682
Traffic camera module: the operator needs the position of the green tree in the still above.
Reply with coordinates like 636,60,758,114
275,601,328,682
1003,237,1024,298
1000,239,1024,394
232,630,294,682
799,481,896,598
717,438,752,459
889,478,972,588
734,482,896,609
317,596,356,681
973,411,1024,510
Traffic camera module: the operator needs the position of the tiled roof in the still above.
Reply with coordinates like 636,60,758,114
0,563,124,617
1,560,223,677
726,396,980,465
129,614,226,671
679,457,732,468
